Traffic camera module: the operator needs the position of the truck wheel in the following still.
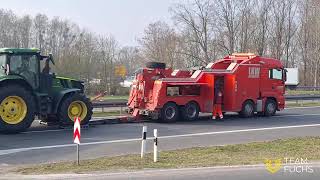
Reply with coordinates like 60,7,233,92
240,100,254,118
0,85,35,133
264,99,277,116
58,93,93,125
182,102,199,121
146,62,166,69
160,102,179,123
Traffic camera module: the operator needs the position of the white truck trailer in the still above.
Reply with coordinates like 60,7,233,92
285,68,299,90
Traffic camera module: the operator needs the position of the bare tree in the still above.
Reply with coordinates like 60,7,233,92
138,21,178,68
216,0,240,54
171,0,215,64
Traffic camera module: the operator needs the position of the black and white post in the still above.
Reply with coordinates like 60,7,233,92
73,117,81,165
141,126,147,158
153,129,158,162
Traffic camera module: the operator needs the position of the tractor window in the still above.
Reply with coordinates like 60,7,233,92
0,55,6,75
269,69,282,80
9,55,39,89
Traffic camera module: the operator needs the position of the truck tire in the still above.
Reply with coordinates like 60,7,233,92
160,102,179,123
181,101,199,121
146,62,166,69
0,85,35,133
264,99,277,116
58,93,93,125
240,100,254,118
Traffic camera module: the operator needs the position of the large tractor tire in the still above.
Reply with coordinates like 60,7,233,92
160,102,179,123
181,101,200,121
146,62,166,69
0,85,35,133
58,93,93,125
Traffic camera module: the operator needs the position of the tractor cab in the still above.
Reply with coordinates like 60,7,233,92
0,48,56,92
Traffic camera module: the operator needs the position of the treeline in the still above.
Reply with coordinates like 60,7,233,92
140,0,319,87
0,0,319,95
0,9,141,94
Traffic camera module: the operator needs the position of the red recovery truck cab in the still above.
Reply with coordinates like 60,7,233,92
128,53,286,122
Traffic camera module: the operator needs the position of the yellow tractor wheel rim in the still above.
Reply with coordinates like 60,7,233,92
0,96,27,125
68,101,88,121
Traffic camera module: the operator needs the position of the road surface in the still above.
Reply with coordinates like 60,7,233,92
2,165,320,180
0,106,320,166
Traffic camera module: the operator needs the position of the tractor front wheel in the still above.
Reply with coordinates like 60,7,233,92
58,93,93,125
0,85,35,133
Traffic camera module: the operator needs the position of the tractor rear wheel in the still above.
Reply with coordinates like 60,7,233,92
160,102,179,123
0,85,35,133
58,93,93,125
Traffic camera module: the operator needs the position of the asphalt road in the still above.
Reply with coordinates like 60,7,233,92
3,165,320,180
1,106,320,167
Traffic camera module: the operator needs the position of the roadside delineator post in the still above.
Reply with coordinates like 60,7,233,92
141,126,147,158
74,117,81,165
153,129,158,162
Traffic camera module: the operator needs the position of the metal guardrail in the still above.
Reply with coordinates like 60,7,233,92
93,101,127,108
92,95,320,108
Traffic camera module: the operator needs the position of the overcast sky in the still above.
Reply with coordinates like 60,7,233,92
1,0,177,46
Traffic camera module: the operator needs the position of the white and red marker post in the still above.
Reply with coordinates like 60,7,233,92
73,117,81,165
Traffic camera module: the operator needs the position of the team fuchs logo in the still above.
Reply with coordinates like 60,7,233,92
264,159,282,174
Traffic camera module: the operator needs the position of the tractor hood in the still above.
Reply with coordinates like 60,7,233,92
54,76,85,92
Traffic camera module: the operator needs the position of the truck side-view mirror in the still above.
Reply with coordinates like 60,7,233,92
283,69,287,82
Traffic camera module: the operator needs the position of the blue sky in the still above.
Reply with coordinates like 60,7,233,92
1,0,177,46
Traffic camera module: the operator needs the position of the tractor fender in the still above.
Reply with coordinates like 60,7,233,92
0,75,33,90
0,76,35,98
52,88,81,114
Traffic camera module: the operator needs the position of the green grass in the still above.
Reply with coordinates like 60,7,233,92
286,90,320,95
102,95,128,100
93,111,128,117
14,137,320,175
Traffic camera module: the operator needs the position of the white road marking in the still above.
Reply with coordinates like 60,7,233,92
159,123,320,139
23,112,320,134
2,123,320,156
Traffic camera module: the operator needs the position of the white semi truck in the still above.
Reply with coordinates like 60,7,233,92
285,68,299,90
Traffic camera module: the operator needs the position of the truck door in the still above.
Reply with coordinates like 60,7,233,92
261,68,285,99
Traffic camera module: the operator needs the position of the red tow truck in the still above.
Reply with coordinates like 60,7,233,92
128,53,286,122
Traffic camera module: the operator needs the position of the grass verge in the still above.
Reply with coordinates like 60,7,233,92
286,102,320,107
15,137,320,175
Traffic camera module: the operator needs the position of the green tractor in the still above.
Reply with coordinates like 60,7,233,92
0,48,93,133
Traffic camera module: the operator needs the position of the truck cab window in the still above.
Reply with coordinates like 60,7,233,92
269,69,282,80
